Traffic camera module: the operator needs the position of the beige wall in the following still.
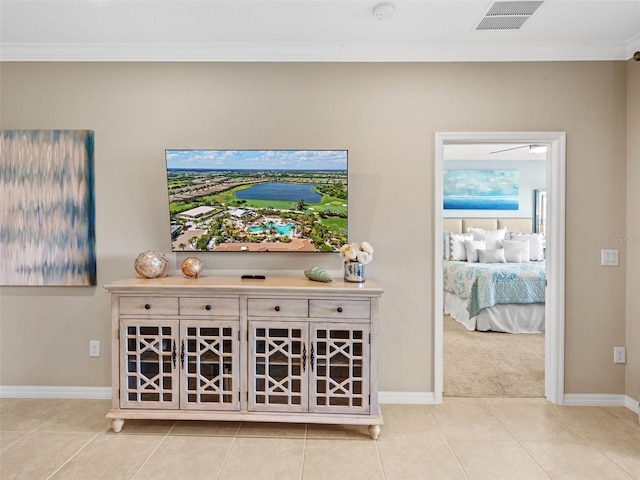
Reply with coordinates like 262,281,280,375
0,61,632,398
627,58,640,402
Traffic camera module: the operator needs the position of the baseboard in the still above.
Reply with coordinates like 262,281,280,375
564,393,640,414
0,386,112,399
380,392,640,415
625,395,640,415
1,387,637,417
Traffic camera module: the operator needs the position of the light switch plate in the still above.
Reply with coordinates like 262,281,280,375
601,249,619,266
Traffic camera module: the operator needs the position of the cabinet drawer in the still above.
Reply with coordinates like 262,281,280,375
119,296,179,315
179,297,239,317
309,300,371,319
248,298,308,318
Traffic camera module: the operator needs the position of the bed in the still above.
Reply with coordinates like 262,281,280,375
443,218,546,333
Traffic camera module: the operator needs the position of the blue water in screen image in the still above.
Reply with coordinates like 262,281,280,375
235,182,322,203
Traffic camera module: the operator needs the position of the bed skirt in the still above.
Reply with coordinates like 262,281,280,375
444,290,545,333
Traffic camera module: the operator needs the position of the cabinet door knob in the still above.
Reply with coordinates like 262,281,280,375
337,307,343,313
205,304,212,310
144,304,151,310
274,306,280,312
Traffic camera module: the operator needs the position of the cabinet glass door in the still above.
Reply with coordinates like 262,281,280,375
120,319,179,409
249,321,308,412
180,320,239,410
310,324,370,414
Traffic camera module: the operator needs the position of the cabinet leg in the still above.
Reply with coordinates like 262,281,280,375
111,418,125,433
368,425,381,440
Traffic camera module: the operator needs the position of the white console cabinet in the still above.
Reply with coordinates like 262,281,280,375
104,276,384,439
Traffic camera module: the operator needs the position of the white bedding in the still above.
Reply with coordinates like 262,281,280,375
441,219,545,333
444,290,545,333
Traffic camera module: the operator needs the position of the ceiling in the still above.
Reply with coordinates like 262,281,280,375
1,0,640,62
444,143,548,161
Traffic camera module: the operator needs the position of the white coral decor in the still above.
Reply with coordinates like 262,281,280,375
340,241,374,265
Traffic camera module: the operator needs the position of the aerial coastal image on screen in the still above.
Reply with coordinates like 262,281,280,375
165,150,348,252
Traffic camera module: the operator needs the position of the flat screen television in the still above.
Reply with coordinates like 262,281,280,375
165,149,348,252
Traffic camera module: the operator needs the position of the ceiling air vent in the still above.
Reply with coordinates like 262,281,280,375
476,1,543,31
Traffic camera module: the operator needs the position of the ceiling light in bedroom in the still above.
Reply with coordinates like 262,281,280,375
489,144,548,154
529,145,548,154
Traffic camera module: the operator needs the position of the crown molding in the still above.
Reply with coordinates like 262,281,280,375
627,32,640,59
0,41,634,62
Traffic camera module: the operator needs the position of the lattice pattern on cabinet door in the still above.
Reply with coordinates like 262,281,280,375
181,320,239,410
249,322,308,412
120,320,179,409
310,324,370,414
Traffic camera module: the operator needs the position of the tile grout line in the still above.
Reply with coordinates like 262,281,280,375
213,421,242,480
0,400,48,454
45,429,105,480
557,408,640,479
488,406,554,480
373,436,387,480
0,430,31,453
428,405,471,480
299,423,308,480
130,421,178,480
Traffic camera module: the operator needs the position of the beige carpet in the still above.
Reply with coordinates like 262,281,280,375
443,315,545,397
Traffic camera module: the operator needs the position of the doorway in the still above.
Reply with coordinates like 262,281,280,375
433,132,566,404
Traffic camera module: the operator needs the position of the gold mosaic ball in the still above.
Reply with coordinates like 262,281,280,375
181,257,204,278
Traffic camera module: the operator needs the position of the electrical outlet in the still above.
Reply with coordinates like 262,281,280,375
89,340,100,357
614,346,625,364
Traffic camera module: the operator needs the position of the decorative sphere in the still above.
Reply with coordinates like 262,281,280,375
181,257,204,278
134,251,169,279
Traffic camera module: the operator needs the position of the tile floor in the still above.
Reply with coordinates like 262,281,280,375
1,397,639,479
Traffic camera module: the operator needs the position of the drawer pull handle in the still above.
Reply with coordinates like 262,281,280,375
274,306,280,312
302,344,307,372
311,344,315,372
205,304,212,311
172,340,177,368
337,307,343,313
144,304,151,310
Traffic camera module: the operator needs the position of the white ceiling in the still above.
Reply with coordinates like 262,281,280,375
1,0,640,62
444,143,548,160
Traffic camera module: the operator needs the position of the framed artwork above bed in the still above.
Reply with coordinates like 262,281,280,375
443,169,519,210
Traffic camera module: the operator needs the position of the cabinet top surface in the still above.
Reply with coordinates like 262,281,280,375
104,276,383,296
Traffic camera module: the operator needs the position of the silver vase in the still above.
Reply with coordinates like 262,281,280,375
344,262,365,283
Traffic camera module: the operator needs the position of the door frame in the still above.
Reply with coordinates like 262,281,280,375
434,132,566,404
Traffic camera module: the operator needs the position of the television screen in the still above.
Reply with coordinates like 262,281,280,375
165,150,348,252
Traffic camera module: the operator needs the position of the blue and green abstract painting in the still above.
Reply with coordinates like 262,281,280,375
0,130,96,285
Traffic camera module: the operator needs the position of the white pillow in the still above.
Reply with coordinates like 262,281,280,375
478,248,507,263
443,232,451,259
464,239,486,263
468,227,507,250
510,233,545,261
502,239,530,263
449,233,473,261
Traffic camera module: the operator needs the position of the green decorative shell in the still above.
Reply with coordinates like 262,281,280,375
304,266,333,283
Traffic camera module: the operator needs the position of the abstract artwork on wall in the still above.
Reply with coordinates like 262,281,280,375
0,130,96,286
443,169,519,210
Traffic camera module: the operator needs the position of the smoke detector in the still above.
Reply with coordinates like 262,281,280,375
373,3,395,22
